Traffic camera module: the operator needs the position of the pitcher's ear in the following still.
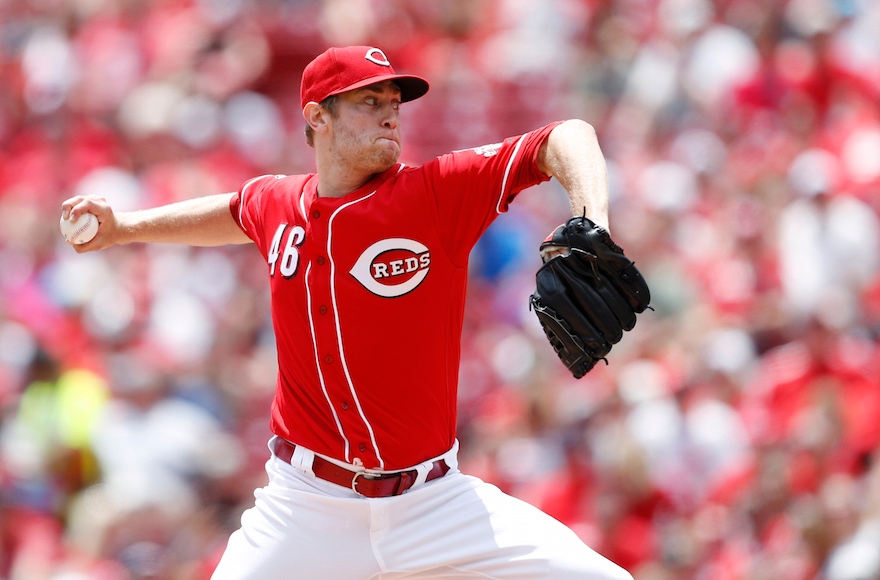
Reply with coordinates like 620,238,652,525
303,101,328,134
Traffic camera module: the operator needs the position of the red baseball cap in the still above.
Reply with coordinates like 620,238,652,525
300,46,429,110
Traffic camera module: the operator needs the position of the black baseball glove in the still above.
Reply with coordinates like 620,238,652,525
529,216,651,379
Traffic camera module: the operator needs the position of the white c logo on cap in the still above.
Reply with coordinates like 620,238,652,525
365,48,391,67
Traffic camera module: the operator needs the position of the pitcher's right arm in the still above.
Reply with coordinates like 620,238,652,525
60,193,251,252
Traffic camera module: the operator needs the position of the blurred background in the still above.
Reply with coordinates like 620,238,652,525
1,0,879,578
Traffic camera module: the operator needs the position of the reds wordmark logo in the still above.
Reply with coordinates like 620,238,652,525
350,238,431,297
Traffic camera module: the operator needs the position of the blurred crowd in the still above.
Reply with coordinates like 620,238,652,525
1,0,879,578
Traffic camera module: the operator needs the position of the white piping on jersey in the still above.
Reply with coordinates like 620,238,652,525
299,190,307,220
326,190,386,468
237,174,272,234
496,135,526,215
304,261,351,462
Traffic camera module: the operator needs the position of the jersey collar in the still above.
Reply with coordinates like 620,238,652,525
310,163,403,206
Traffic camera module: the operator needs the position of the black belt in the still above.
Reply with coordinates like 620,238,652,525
271,438,450,498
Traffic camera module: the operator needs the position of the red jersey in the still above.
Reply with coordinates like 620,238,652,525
230,122,561,470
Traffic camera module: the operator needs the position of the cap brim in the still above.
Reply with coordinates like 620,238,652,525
329,74,430,103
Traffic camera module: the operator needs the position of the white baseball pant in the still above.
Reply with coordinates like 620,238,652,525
211,438,633,579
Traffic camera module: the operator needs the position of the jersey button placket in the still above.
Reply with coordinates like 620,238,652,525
307,207,348,457
309,197,379,468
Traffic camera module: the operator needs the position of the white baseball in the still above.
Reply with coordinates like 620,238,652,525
60,212,99,244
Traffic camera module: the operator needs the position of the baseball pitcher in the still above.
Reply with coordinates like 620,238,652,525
61,46,647,579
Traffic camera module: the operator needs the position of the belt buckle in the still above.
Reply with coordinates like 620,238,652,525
351,469,385,496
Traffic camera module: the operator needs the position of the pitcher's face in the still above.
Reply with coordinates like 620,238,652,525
326,81,403,174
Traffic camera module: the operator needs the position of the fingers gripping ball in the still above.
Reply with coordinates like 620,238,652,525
60,212,99,244
530,216,651,378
